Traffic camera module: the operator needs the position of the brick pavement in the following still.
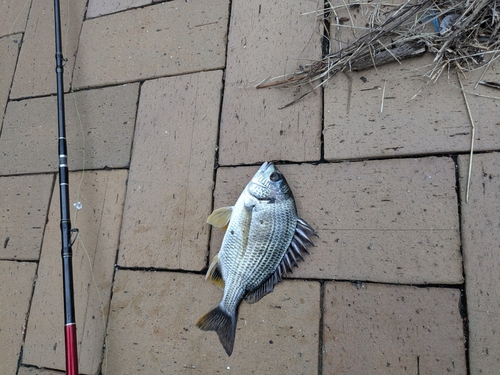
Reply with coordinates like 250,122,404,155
1,0,499,374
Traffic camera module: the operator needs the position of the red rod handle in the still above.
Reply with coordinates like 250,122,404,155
65,323,78,375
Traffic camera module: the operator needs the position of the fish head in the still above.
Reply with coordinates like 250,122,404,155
247,162,293,203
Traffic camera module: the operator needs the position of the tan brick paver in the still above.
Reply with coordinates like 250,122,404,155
459,152,500,375
106,270,319,374
118,71,222,270
0,1,31,37
219,0,322,165
0,35,21,122
86,0,150,19
18,367,64,375
323,282,466,374
73,0,229,89
10,0,86,98
323,3,500,161
324,55,500,160
0,84,139,175
1,174,54,260
211,158,462,284
0,261,37,374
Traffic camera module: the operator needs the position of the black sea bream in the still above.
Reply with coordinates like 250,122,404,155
196,162,316,356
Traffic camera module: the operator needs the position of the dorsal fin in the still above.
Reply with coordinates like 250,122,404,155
207,206,233,230
244,217,317,304
205,254,225,289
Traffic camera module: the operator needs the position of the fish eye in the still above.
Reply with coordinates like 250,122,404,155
269,172,282,182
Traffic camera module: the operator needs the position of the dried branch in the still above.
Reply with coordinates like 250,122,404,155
257,0,500,91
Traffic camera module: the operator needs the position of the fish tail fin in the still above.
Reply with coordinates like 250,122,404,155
196,305,237,356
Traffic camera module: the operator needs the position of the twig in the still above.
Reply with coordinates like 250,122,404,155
380,80,387,112
343,71,353,113
278,90,314,109
457,69,476,203
478,80,500,89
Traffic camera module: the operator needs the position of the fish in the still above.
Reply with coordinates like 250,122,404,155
196,161,317,356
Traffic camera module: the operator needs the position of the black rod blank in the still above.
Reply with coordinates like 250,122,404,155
53,0,78,373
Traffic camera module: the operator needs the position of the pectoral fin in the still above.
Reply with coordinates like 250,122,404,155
207,206,233,230
205,254,225,289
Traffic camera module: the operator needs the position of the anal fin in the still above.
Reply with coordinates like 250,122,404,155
205,254,225,289
245,271,282,304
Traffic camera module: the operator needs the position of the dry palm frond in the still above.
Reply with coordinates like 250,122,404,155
257,0,500,90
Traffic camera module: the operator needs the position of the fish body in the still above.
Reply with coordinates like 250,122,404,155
196,162,316,356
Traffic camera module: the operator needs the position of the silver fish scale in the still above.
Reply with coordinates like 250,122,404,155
218,190,297,314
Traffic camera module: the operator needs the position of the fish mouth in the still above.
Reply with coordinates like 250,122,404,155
259,161,274,172
249,162,279,200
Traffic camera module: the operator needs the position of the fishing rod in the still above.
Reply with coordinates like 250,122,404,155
53,0,79,373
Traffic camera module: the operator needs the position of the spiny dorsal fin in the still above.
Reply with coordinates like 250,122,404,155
207,206,233,230
283,217,317,273
205,254,225,289
244,217,317,304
